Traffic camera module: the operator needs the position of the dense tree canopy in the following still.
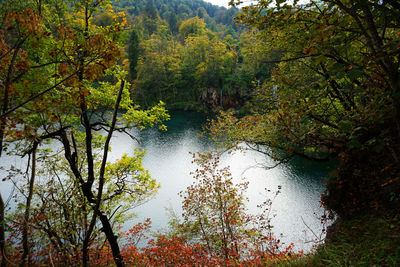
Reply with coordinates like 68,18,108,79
2,0,399,265
105,0,254,111
209,0,400,218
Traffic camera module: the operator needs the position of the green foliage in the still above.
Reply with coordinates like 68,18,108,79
0,0,168,265
124,101,170,130
109,0,249,111
133,18,240,109
212,0,400,219
133,33,183,106
7,142,159,262
178,16,206,39
104,149,160,208
113,0,239,30
128,30,140,80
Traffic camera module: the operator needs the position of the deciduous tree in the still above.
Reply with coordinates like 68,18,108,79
212,0,400,217
0,1,168,266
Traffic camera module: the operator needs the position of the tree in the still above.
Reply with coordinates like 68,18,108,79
0,1,168,266
178,16,206,40
165,11,179,34
134,33,183,106
0,3,55,265
178,152,249,263
7,136,159,265
212,0,400,217
180,30,237,104
172,152,296,265
238,30,281,83
128,30,140,80
142,2,159,36
196,7,208,19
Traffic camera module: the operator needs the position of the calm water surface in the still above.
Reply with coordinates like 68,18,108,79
110,111,331,251
0,111,330,251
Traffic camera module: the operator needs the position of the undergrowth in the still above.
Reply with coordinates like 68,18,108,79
286,215,400,266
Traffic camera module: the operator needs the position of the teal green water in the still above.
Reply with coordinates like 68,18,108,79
111,111,330,251
0,111,331,251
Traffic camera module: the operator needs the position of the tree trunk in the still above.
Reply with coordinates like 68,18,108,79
0,193,6,267
20,142,38,267
82,81,126,267
99,214,124,266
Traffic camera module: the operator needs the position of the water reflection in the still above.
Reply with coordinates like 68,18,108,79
110,111,330,251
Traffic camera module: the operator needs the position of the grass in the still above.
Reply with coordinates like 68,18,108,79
284,215,400,266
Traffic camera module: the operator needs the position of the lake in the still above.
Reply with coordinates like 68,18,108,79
0,111,330,252
110,111,331,251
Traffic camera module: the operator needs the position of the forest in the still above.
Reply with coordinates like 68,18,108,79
0,0,399,266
